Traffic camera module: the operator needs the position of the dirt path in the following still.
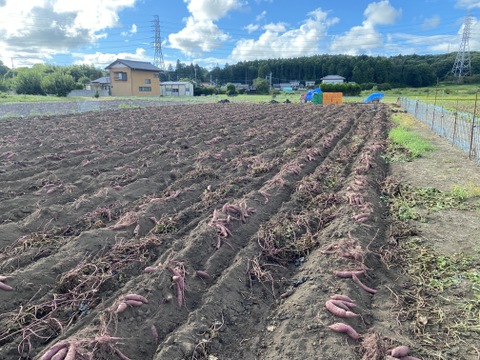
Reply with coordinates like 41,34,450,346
390,117,480,255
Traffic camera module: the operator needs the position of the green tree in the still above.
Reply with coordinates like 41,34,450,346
78,75,92,86
225,82,237,96
15,68,44,95
253,77,270,94
41,70,75,96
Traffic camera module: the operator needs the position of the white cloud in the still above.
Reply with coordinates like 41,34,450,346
0,0,137,67
456,0,480,9
256,10,267,22
330,0,401,54
168,17,230,56
245,24,260,33
364,0,402,26
73,47,148,67
121,24,137,37
168,0,244,56
264,23,287,32
422,16,441,29
230,8,339,61
186,0,244,21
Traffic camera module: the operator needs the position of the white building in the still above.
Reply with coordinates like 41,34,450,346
160,81,194,97
320,75,345,85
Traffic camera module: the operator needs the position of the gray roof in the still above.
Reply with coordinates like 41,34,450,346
91,76,111,84
321,75,345,80
106,59,161,72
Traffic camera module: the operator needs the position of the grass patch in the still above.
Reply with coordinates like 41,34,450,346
383,177,467,222
385,113,434,162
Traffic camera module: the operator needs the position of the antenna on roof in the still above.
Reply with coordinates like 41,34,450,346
152,15,165,72
452,13,472,81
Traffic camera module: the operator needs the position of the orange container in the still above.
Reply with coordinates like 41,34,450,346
322,92,343,105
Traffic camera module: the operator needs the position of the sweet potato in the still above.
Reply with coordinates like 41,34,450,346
334,270,365,278
325,300,358,318
39,342,69,360
125,299,143,307
195,270,210,279
143,266,157,273
352,273,377,294
51,347,68,360
330,294,355,303
328,322,360,340
0,281,13,291
328,299,350,311
64,344,76,360
390,346,410,357
115,302,128,314
124,294,148,304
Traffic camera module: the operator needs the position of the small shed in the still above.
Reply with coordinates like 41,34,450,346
160,81,194,97
321,75,345,85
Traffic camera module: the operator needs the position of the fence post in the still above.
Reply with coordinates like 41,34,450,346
432,83,438,129
452,94,459,146
468,91,478,160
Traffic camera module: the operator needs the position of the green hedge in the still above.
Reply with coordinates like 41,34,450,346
319,83,361,96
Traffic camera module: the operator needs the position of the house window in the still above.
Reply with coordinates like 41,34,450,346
139,87,152,92
114,72,127,81
145,79,151,84
153,73,160,78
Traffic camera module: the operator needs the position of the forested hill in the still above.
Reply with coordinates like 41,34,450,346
175,52,480,88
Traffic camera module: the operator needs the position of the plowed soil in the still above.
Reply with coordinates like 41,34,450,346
0,102,474,360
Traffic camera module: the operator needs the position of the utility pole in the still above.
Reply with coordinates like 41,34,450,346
269,72,272,93
452,14,472,81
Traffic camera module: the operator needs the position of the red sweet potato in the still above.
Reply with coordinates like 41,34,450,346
115,302,128,314
328,322,360,340
325,300,358,318
334,270,365,278
330,294,355,303
124,294,148,304
352,273,377,294
51,347,68,360
39,342,69,360
0,281,13,291
125,299,143,307
390,346,410,357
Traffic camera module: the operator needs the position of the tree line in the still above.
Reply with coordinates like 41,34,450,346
1,52,479,97
0,63,104,97
171,52,480,89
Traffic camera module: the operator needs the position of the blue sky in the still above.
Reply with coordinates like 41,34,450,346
1,0,479,70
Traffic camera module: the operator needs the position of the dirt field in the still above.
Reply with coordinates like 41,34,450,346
0,102,477,360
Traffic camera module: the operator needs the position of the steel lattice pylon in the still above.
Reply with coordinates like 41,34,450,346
152,15,165,72
452,14,473,79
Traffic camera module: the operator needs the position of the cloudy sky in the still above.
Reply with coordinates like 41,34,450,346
1,0,480,69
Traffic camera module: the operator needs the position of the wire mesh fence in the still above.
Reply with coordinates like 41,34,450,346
399,96,480,163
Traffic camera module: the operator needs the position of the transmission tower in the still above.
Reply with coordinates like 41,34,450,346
152,15,165,72
452,14,473,79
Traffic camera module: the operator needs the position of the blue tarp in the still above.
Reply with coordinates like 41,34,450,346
305,88,322,101
363,92,384,103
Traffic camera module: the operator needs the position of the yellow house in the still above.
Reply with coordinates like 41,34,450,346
105,59,161,97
